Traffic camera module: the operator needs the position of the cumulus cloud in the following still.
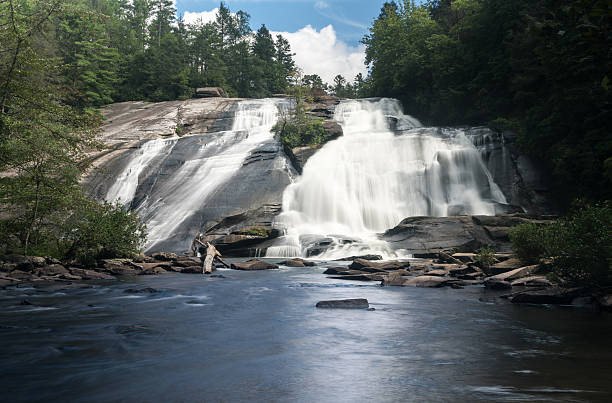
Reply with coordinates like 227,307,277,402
272,25,366,85
182,8,219,25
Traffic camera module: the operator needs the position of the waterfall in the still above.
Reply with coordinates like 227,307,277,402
266,98,507,259
105,99,284,251
105,138,178,208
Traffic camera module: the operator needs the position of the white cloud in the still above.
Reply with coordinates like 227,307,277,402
272,25,366,85
182,8,219,25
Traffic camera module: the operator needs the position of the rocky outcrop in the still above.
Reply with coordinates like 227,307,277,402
279,258,317,267
230,259,279,271
194,87,228,98
382,214,554,255
315,298,369,309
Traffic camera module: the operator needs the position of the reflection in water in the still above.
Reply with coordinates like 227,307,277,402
0,266,611,402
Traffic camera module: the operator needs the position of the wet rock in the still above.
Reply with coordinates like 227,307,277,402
59,273,83,281
323,266,351,275
510,276,552,287
404,275,451,288
280,258,316,267
172,258,201,268
7,270,33,280
178,266,202,274
596,294,612,311
425,269,450,277
349,258,410,271
335,254,383,261
484,278,513,290
488,258,523,275
151,252,180,262
485,265,539,282
438,252,463,265
123,287,159,294
104,265,139,275
230,259,279,271
451,253,477,263
510,287,583,305
381,271,409,286
316,298,369,309
329,273,385,281
139,266,168,275
35,264,69,277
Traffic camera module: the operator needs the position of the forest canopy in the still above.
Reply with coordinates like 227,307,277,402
362,0,612,205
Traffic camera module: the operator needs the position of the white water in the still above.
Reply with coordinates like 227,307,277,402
105,138,178,208
106,99,283,251
267,98,507,259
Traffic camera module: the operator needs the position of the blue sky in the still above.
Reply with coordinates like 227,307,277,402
176,0,391,84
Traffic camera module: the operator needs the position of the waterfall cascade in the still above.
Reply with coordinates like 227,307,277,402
105,99,284,251
267,98,508,259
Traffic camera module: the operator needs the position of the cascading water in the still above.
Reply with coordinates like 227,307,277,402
266,98,508,259
105,99,284,251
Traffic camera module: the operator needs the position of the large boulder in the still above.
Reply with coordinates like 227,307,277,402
230,259,279,271
403,275,451,288
381,271,409,286
316,298,369,309
280,258,316,267
510,287,583,305
349,259,410,271
194,87,228,98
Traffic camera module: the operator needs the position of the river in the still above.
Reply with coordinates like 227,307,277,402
1,262,611,402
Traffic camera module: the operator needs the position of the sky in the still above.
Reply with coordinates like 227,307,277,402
176,0,390,84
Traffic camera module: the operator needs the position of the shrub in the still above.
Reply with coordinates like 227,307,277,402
274,116,329,148
476,245,495,268
61,201,147,267
510,201,612,287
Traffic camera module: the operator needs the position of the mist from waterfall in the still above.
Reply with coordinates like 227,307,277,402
266,98,507,259
105,99,284,251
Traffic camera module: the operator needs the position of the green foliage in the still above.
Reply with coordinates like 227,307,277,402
510,202,612,287
273,82,329,148
364,0,612,204
61,201,147,267
475,245,495,268
238,226,270,238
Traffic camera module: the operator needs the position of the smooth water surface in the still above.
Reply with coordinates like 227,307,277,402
1,265,611,402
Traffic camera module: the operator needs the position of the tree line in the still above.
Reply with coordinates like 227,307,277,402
0,0,299,261
363,0,611,206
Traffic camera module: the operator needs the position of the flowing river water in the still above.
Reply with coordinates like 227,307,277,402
1,263,611,402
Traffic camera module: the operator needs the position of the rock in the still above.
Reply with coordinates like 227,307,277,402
172,258,201,268
596,294,612,311
404,275,450,288
315,298,369,309
35,264,69,277
140,262,172,271
1,263,16,272
7,270,33,280
510,275,552,287
485,265,539,282
510,287,583,305
424,269,449,277
19,299,33,305
194,87,228,98
230,259,279,271
139,266,168,275
329,273,384,281
381,271,408,286
438,252,464,265
151,252,180,262
451,253,477,263
334,255,383,261
447,266,472,276
209,274,226,278
123,287,159,294
103,265,138,275
349,258,410,271
322,119,343,139
280,258,316,267
178,266,201,274
59,273,83,281
323,266,351,275
69,268,115,280
488,258,523,275
484,278,513,290
30,256,47,267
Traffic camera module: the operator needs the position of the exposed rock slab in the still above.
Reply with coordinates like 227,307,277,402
230,259,279,271
315,298,369,309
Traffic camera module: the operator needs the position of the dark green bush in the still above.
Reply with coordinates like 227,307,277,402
273,116,329,148
510,201,612,287
61,201,147,267
476,245,495,268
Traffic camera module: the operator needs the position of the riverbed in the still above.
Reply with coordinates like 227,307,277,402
1,262,611,402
